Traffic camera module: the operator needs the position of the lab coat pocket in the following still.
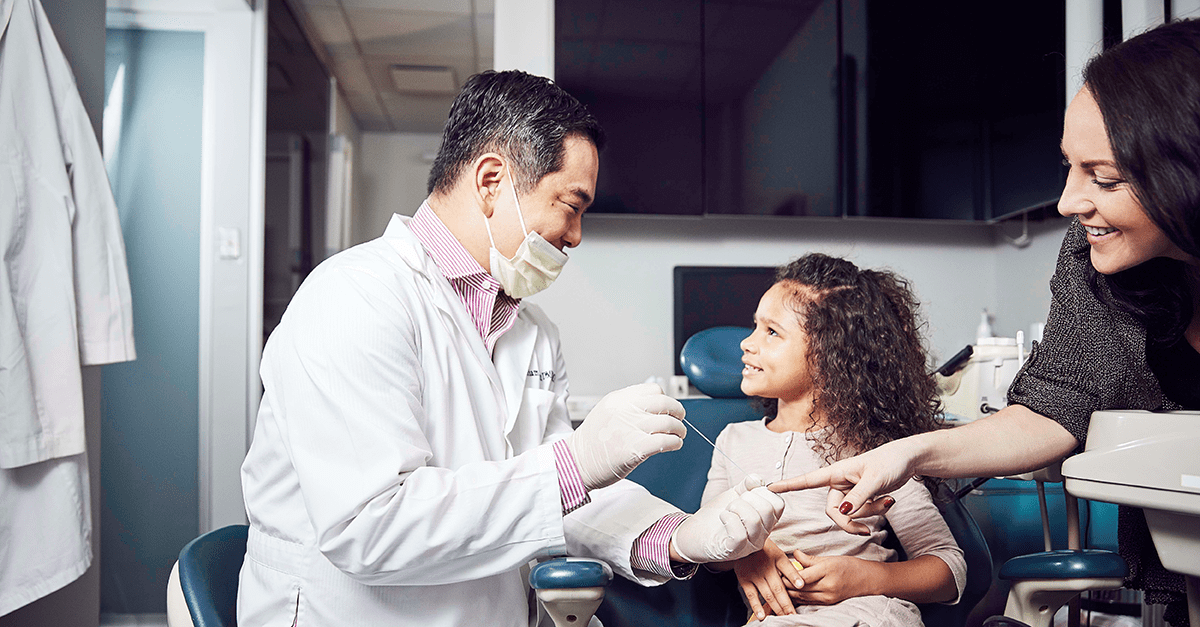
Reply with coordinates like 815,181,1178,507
506,388,560,454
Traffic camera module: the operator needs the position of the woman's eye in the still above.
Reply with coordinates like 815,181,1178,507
1093,178,1122,190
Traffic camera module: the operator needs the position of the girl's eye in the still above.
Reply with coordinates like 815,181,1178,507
767,327,778,337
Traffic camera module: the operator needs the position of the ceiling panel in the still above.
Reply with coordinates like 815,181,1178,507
304,5,354,45
380,91,457,133
339,0,470,12
282,0,491,133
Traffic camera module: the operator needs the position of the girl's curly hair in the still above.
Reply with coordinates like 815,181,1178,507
757,254,944,464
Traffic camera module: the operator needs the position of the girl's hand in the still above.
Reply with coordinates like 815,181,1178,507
787,550,884,605
732,540,804,621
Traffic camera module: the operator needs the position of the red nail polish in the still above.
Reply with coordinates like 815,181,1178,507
883,497,895,507
839,501,852,515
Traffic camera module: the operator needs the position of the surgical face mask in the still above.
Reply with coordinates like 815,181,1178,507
483,178,569,298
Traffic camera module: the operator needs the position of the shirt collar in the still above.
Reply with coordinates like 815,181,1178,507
407,199,497,284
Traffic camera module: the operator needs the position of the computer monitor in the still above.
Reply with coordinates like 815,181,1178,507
673,266,777,375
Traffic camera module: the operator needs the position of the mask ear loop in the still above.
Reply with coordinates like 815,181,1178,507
510,175,529,236
483,172,530,252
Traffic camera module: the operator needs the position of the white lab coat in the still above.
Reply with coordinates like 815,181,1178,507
0,0,136,468
0,0,135,615
238,215,680,627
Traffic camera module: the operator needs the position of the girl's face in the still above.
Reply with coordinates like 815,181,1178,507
740,282,815,404
1058,88,1188,274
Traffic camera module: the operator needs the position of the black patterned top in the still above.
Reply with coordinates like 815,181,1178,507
1007,218,1191,627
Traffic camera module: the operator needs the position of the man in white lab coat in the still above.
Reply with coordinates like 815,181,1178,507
237,70,785,627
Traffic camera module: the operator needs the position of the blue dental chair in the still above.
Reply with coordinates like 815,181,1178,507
596,326,994,627
166,524,249,627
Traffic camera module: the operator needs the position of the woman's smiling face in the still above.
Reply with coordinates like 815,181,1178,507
1057,87,1188,274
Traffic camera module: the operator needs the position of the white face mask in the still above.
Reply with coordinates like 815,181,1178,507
483,177,569,298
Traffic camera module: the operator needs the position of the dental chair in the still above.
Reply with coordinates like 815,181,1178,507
164,524,613,627
974,458,1123,627
596,326,993,627
166,524,249,627
979,463,1127,627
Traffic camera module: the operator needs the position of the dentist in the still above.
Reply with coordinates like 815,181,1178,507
237,70,785,627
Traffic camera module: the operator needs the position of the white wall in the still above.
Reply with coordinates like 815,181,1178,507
527,217,1004,396
992,218,1071,339
353,132,1069,398
353,131,441,244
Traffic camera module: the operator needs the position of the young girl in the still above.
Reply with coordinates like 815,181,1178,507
702,254,966,626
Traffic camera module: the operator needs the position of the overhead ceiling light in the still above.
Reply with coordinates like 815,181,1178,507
390,65,457,95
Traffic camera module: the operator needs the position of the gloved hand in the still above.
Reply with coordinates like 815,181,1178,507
670,475,786,563
566,383,686,490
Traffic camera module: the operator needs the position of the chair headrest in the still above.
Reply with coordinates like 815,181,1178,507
679,326,751,398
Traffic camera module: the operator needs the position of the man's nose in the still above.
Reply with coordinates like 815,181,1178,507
563,215,583,248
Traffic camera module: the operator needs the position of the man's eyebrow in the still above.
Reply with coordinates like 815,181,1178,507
565,187,593,206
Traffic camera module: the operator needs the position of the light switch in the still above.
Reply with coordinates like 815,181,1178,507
218,227,241,260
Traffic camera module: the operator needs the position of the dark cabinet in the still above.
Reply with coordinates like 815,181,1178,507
555,0,1067,221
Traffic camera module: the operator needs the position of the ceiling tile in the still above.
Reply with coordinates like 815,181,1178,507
380,91,455,133
340,0,470,13
364,54,475,93
345,91,391,131
305,6,354,45
348,10,475,57
329,53,376,94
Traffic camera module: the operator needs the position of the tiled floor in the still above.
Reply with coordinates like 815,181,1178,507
100,614,167,627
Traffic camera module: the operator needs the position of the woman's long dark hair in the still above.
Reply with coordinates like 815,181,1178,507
1082,19,1200,341
757,254,943,464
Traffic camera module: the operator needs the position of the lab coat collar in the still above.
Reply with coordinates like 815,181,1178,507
383,213,538,441
2,0,16,39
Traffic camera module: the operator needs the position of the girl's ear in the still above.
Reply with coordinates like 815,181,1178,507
473,153,506,218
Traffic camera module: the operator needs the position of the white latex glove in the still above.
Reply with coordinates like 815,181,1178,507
566,383,687,490
670,475,786,563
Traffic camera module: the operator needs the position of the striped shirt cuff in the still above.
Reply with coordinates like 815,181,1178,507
552,439,590,514
630,512,697,579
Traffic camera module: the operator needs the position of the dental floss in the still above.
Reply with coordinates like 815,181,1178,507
681,415,752,480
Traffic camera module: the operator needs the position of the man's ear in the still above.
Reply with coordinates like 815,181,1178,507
473,153,506,218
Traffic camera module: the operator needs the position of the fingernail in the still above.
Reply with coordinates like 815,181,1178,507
758,612,765,620
839,501,852,515
883,496,895,508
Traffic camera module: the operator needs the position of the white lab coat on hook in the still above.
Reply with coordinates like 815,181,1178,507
0,0,136,614
238,215,679,627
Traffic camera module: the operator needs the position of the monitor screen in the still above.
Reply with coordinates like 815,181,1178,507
673,266,777,375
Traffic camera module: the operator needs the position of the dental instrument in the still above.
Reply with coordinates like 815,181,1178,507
681,415,751,480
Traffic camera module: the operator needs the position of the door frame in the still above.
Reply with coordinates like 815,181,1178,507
106,0,266,533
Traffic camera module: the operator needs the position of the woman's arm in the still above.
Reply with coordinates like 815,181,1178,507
770,404,1077,533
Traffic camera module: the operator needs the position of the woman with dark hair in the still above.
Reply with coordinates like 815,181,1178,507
702,254,966,625
770,18,1200,626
